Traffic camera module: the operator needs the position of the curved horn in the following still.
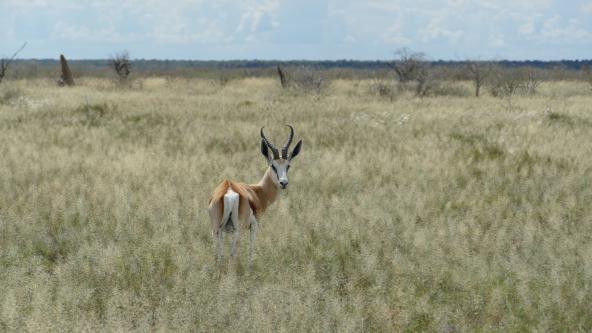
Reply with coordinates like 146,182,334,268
281,124,294,159
260,127,279,159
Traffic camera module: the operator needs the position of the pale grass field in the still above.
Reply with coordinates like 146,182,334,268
1,77,592,331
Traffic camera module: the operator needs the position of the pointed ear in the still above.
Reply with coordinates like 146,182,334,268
261,139,270,160
290,139,302,160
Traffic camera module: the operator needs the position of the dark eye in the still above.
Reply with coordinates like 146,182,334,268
271,165,277,173
287,165,290,171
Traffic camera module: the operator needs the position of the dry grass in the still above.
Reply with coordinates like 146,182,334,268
0,78,592,331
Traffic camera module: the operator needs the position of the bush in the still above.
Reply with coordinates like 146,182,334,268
464,61,493,97
283,66,326,93
428,82,472,97
0,87,23,105
582,65,592,91
111,51,131,85
368,80,397,100
76,102,116,127
489,67,541,97
389,48,434,97
369,78,470,99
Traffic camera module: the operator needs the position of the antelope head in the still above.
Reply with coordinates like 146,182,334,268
260,125,302,189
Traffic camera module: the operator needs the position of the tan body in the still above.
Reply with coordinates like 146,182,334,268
207,167,281,262
208,167,278,231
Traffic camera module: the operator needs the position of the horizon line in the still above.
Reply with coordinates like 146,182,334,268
13,57,592,63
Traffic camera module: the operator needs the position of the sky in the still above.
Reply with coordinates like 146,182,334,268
1,0,591,61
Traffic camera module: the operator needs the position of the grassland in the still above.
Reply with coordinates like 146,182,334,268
0,77,592,331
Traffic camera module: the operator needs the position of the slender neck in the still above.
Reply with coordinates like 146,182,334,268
255,166,280,211
260,167,280,200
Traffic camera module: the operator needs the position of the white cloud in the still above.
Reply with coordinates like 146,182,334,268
1,0,590,60
51,21,148,44
2,0,70,8
151,19,230,44
490,34,506,47
0,12,16,40
236,0,279,37
381,21,410,44
363,0,401,11
471,0,551,11
540,15,591,41
35,0,240,44
518,17,537,35
418,17,464,43
343,35,356,43
581,2,592,14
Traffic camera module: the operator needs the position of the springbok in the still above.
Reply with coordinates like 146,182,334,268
208,125,302,263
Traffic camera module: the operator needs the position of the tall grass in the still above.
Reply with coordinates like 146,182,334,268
0,78,591,331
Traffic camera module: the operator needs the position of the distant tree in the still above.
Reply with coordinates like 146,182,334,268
0,43,27,84
388,48,432,96
489,66,541,97
465,60,493,97
522,68,542,95
289,66,325,93
110,51,131,84
389,48,429,83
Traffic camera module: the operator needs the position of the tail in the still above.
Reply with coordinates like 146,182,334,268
222,189,239,230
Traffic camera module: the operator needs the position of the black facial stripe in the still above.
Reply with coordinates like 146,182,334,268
271,164,281,182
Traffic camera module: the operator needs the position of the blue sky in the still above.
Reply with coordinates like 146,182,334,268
1,0,591,60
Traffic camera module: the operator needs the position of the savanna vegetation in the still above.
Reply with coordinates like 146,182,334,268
1,74,592,331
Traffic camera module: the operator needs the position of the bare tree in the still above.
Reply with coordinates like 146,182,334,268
489,66,541,97
290,66,325,93
465,60,493,97
0,43,27,84
522,68,541,95
388,48,432,96
388,48,429,83
58,54,75,86
110,51,131,83
489,67,523,97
